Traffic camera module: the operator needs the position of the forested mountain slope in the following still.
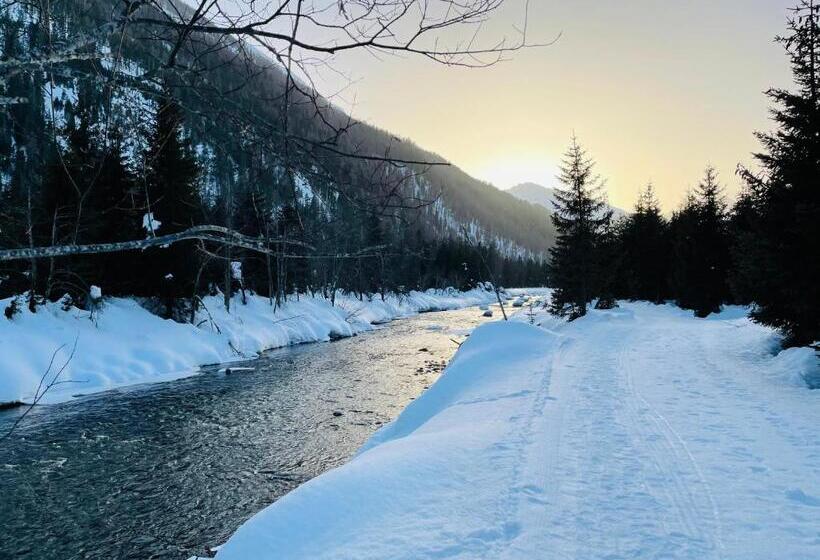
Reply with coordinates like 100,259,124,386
0,0,554,311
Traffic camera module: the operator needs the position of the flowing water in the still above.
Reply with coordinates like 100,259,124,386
0,306,496,560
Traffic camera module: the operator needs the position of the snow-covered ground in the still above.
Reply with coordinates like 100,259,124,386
0,287,501,406
215,300,820,560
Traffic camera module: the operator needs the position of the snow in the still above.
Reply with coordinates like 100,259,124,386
215,300,820,560
142,212,161,236
0,287,499,406
419,178,543,261
293,172,330,217
89,285,102,300
230,261,243,282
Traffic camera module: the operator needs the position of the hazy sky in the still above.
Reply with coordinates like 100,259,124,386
310,1,796,212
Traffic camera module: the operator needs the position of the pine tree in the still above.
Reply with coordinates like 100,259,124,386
276,202,304,299
670,167,730,317
361,213,385,297
40,105,97,299
145,94,202,236
669,193,700,312
141,93,203,318
234,182,274,298
3,25,47,309
594,218,620,310
726,188,759,305
734,1,820,345
618,184,671,303
548,136,612,319
84,132,142,295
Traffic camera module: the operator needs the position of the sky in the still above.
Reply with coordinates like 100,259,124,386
304,0,796,212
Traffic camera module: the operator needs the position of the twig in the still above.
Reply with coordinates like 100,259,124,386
0,335,79,442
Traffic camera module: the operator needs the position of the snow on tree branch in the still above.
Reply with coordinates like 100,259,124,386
0,225,390,262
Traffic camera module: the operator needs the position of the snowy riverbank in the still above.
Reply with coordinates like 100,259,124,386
0,287,502,406
215,301,819,560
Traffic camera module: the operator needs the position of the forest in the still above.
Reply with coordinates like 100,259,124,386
0,3,818,559
1,0,817,350
0,0,551,323
546,1,819,347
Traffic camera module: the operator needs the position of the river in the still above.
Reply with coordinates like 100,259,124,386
0,305,497,559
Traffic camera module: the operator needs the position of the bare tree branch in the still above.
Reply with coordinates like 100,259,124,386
0,335,79,443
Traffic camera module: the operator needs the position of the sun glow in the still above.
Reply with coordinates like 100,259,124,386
473,156,560,190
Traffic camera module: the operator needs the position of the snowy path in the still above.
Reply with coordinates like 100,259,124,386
216,303,820,560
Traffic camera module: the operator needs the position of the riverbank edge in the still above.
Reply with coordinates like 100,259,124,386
0,286,518,406
212,302,820,560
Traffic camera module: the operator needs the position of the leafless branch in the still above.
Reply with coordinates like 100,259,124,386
0,335,79,443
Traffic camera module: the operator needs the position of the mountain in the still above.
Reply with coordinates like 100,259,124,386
0,3,556,261
0,2,555,301
508,182,559,210
508,182,628,220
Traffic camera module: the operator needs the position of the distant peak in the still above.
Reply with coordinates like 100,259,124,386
508,182,626,218
507,183,557,209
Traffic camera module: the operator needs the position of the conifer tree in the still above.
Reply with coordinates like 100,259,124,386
85,132,142,295
548,136,612,319
593,218,620,310
670,168,730,317
142,93,203,318
726,188,758,305
36,100,100,300
618,184,670,303
734,0,820,345
669,193,700,312
276,202,304,300
234,182,275,299
361,213,385,297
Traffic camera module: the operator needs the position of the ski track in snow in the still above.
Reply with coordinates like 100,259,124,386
215,301,820,560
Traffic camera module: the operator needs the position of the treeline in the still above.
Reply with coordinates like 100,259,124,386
548,1,819,347
0,1,548,321
0,89,546,318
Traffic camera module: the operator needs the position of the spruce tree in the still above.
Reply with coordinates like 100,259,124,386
234,183,274,298
39,104,98,299
593,218,620,310
669,193,700,312
670,167,730,317
142,93,203,318
548,136,612,319
735,0,820,345
276,202,304,299
726,188,759,305
85,132,142,295
619,184,670,303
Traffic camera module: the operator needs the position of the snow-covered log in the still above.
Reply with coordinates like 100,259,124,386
0,226,393,262
0,225,313,262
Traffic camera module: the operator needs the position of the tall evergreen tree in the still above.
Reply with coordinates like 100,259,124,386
618,184,670,302
669,193,700,312
84,132,143,295
276,202,304,300
593,218,620,310
670,167,730,317
145,94,202,236
40,105,98,299
734,1,820,345
142,93,203,318
726,187,759,306
1,16,47,309
548,136,612,319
